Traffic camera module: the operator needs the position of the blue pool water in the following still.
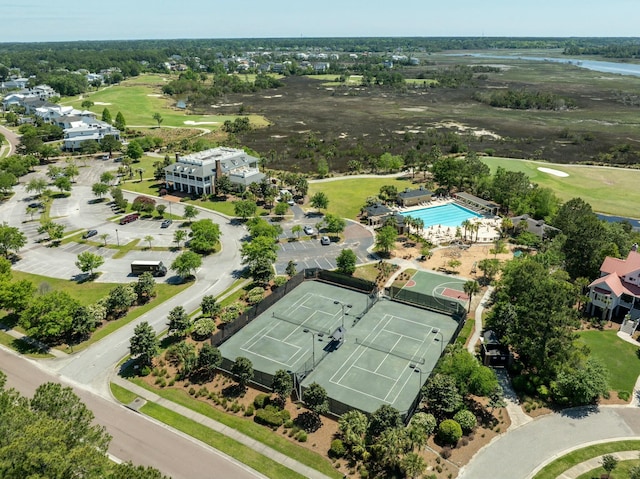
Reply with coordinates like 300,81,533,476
402,203,483,228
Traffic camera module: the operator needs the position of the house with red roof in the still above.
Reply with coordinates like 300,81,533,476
587,246,640,321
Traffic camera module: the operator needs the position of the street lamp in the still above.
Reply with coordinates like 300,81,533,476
115,228,120,247
409,364,424,388
334,300,352,329
432,328,444,355
303,329,323,368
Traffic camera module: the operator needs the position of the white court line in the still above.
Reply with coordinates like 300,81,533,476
374,332,403,374
241,323,280,351
352,364,397,381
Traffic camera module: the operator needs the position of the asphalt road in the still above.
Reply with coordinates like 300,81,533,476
458,405,640,479
0,348,263,479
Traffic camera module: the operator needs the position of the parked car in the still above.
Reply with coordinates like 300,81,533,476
161,219,173,228
304,226,314,235
119,213,140,225
287,199,295,206
83,229,98,239
320,236,331,245
28,202,43,209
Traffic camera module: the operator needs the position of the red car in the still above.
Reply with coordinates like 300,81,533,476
119,213,140,225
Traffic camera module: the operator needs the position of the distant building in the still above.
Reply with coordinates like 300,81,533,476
397,187,432,207
164,147,264,196
510,214,560,239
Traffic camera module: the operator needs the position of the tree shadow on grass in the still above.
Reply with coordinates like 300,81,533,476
12,337,50,355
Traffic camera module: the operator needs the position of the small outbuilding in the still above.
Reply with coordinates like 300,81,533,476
480,330,510,367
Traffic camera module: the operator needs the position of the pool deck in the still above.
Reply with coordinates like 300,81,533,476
394,199,501,244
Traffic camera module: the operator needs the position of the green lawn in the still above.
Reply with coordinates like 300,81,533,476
110,382,138,404
61,77,269,129
140,401,307,479
482,157,640,218
577,459,640,479
309,176,414,219
533,441,640,479
11,270,116,306
128,379,341,478
577,330,640,395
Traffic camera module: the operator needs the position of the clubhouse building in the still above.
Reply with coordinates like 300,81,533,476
164,147,264,196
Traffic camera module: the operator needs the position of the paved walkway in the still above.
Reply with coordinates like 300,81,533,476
110,376,332,479
559,450,639,479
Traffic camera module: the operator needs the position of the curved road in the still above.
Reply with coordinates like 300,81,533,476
0,123,19,156
458,406,640,479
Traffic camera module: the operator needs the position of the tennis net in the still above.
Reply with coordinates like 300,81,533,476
272,312,330,335
355,337,425,364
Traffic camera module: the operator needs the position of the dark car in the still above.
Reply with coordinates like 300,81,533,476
160,219,173,228
83,229,98,239
28,202,43,209
119,213,140,225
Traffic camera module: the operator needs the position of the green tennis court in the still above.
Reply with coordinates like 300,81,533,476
302,297,458,415
219,278,461,417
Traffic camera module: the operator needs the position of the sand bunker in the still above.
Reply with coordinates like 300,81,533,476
93,101,112,105
183,121,219,125
537,167,569,177
147,94,162,97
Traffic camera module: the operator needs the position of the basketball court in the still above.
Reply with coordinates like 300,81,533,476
395,270,469,314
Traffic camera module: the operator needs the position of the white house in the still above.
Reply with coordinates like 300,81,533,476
164,147,264,196
587,247,640,320
63,120,120,150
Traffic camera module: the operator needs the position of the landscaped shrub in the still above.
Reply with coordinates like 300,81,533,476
329,439,346,458
253,393,270,409
139,365,151,376
272,276,287,288
618,390,631,401
437,419,462,446
254,405,289,429
294,411,322,433
244,405,255,416
453,410,477,433
295,430,307,442
245,287,265,305
191,317,216,340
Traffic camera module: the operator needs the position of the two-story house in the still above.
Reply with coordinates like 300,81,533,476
587,246,640,321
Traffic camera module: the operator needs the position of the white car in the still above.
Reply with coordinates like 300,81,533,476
320,236,331,245
304,226,314,235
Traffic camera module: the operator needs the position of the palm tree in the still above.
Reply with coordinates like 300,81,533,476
99,233,109,247
291,224,302,239
500,217,514,238
461,219,472,241
144,235,154,249
463,280,481,312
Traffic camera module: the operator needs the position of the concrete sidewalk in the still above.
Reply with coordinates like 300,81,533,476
559,450,639,479
111,376,333,479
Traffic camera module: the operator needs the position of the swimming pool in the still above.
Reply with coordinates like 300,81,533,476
401,203,483,228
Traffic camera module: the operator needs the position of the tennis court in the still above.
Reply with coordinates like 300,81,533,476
219,277,460,417
303,298,458,415
218,281,371,379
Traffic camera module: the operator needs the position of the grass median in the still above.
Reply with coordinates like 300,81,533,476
140,401,307,479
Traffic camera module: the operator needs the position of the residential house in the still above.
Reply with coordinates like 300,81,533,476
587,247,640,321
164,147,264,196
510,214,560,239
397,187,432,207
63,120,120,150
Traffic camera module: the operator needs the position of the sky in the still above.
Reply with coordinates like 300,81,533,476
2,0,639,43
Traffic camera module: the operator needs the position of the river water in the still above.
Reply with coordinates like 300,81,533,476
447,52,640,77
